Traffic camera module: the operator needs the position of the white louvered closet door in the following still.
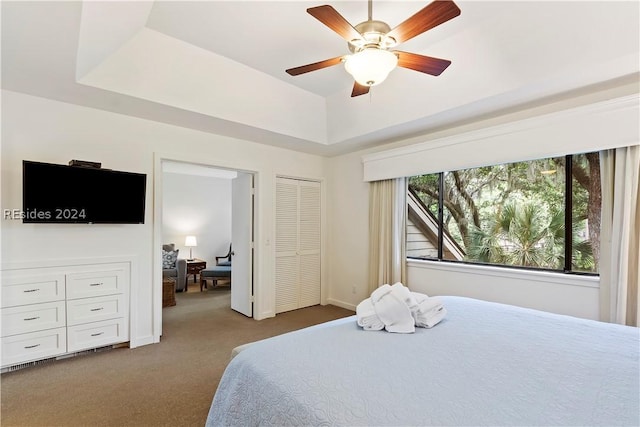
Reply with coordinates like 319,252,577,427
275,177,321,314
275,178,299,313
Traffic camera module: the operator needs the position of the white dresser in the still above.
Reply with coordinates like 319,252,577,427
1,262,130,370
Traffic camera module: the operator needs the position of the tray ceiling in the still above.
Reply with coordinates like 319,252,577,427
2,1,638,156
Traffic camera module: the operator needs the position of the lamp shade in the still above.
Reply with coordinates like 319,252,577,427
184,236,197,247
344,48,398,87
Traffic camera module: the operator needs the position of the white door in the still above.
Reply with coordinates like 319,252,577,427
275,178,299,313
231,172,253,317
275,177,321,314
297,181,321,308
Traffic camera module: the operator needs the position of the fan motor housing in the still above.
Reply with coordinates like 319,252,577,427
348,20,395,53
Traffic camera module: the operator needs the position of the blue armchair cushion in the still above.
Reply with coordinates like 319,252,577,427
201,266,231,278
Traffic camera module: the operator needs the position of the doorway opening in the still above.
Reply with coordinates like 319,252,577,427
156,159,255,339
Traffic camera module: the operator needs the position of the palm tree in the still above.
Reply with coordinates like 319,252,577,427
466,203,586,270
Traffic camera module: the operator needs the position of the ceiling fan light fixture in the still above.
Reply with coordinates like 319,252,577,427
344,48,398,86
288,1,461,97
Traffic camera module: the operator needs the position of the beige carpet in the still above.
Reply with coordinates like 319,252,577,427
0,287,353,426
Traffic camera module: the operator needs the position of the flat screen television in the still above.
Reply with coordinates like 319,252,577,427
22,160,147,224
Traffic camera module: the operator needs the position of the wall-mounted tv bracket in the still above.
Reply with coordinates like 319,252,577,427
69,159,101,169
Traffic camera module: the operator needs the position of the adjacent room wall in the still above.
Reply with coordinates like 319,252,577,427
1,89,327,346
162,171,232,264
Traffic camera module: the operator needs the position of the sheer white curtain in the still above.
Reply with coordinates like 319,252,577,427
368,178,407,294
599,145,640,326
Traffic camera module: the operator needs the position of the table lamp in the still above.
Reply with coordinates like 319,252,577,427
185,235,197,261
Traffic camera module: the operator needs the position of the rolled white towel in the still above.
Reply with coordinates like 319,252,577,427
415,295,443,315
356,298,384,331
372,284,415,334
370,284,392,303
415,306,447,328
391,282,418,309
410,292,429,304
412,295,446,328
407,292,427,321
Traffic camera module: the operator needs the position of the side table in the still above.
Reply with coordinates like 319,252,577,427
186,259,207,289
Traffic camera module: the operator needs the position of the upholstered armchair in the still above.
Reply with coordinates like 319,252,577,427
162,243,187,292
201,244,232,291
215,244,232,266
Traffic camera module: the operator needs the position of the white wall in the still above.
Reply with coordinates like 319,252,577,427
325,150,370,308
407,261,599,320
1,90,327,347
326,81,639,321
162,172,232,263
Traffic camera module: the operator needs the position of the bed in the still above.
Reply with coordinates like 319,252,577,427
206,296,640,426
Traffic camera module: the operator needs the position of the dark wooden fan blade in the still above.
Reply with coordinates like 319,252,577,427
307,5,364,43
286,56,343,76
386,0,461,45
396,51,451,76
351,82,370,97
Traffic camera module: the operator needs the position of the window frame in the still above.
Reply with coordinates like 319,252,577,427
407,154,599,277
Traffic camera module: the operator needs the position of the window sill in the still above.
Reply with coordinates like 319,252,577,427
407,259,599,289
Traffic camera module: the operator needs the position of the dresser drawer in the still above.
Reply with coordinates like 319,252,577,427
187,262,206,274
1,274,66,308
1,327,67,368
67,318,128,352
66,270,124,299
66,294,126,326
1,301,66,337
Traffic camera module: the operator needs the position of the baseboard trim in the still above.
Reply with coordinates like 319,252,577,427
326,298,356,312
131,335,156,349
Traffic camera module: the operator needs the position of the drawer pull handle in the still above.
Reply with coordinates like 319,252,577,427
90,332,104,337
24,344,41,349
23,288,40,293
89,282,103,287
24,316,40,321
90,307,104,312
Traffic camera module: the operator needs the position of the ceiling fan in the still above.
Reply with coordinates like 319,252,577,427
285,0,461,97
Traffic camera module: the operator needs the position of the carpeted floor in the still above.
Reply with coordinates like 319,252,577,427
0,286,353,426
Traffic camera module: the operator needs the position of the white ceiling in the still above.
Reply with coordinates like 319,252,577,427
2,1,639,156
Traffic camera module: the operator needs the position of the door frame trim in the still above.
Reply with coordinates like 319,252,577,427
153,152,258,341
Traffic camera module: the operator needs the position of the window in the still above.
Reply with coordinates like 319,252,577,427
408,152,601,274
